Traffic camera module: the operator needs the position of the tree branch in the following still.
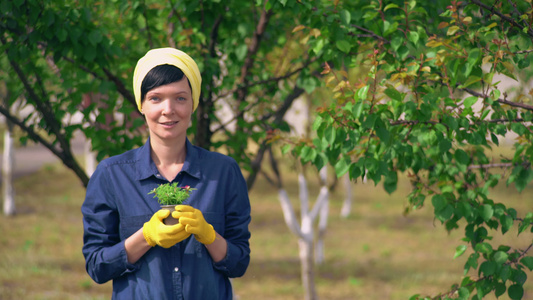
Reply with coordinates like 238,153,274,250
0,36,89,187
246,85,306,190
217,58,317,99
142,0,154,48
463,87,533,111
101,67,137,109
236,7,273,103
469,0,533,38
433,241,533,299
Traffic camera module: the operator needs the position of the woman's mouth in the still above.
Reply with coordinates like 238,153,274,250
160,121,179,126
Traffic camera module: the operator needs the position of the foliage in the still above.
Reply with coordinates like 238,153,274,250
0,0,325,188
281,0,533,299
148,182,196,206
3,0,533,298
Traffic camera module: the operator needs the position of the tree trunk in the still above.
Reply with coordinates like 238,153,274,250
3,119,15,216
340,174,352,218
315,194,328,264
315,168,329,264
84,138,96,177
299,236,318,300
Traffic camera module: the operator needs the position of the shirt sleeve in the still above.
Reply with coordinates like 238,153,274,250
81,163,140,284
213,161,251,278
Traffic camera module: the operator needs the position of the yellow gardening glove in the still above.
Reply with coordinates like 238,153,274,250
172,205,216,245
143,210,191,248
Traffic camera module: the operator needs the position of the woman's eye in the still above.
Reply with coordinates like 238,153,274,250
149,97,160,101
178,97,187,101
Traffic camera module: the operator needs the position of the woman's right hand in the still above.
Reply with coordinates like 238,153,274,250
142,210,191,248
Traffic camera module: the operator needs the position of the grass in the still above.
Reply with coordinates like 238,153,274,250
0,158,532,299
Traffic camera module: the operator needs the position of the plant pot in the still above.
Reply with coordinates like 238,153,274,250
160,205,179,225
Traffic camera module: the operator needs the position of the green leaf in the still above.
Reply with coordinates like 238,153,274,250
312,115,324,131
235,44,248,60
475,242,493,254
520,256,533,271
325,126,336,145
479,204,494,222
88,30,103,46
298,77,317,94
439,139,452,153
83,48,96,61
512,268,528,284
494,283,506,298
511,122,527,136
463,96,478,109
454,245,468,259
408,31,419,44
336,40,352,53
508,284,524,300
458,287,470,298
383,171,397,194
314,153,327,171
494,251,509,265
431,194,447,211
57,28,68,42
437,205,454,222
375,121,390,143
501,265,511,281
281,144,291,155
349,163,362,180
500,215,513,234
384,87,402,101
479,261,496,276
455,149,470,165
384,3,400,11
390,36,403,51
352,101,363,119
300,146,317,163
334,157,351,177
340,9,351,25
460,76,482,89
357,85,369,101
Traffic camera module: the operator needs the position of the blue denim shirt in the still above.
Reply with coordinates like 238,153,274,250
81,138,251,300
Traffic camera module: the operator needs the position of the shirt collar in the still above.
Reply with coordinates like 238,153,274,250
135,137,202,181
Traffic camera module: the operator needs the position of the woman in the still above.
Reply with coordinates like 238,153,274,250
82,48,251,300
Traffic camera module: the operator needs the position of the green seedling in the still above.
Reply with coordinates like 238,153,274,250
148,182,196,205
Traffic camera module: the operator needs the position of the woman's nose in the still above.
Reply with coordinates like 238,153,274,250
161,99,174,114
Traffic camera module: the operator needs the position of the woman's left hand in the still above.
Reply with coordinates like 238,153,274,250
172,205,216,245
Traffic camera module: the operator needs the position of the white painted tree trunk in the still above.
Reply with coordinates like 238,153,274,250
315,168,329,264
84,138,96,177
340,174,352,218
278,172,328,300
3,120,15,216
299,237,316,300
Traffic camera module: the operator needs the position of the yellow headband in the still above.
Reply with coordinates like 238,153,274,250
133,47,202,112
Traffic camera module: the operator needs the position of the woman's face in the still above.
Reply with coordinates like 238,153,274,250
141,77,193,143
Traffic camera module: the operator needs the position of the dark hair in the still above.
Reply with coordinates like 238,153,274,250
140,64,191,103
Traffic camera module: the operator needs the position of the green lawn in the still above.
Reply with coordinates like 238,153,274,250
0,159,532,299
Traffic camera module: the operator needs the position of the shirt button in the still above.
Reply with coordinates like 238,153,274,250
174,267,179,272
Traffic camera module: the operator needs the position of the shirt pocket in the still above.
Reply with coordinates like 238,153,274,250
120,214,151,240
202,212,224,234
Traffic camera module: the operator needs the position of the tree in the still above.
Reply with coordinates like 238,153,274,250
283,0,533,299
0,0,325,190
0,1,332,298
1,89,15,216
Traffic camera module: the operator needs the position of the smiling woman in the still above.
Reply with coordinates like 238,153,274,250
81,48,251,300
142,72,193,144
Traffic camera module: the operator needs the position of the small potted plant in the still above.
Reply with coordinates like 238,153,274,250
148,182,196,225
